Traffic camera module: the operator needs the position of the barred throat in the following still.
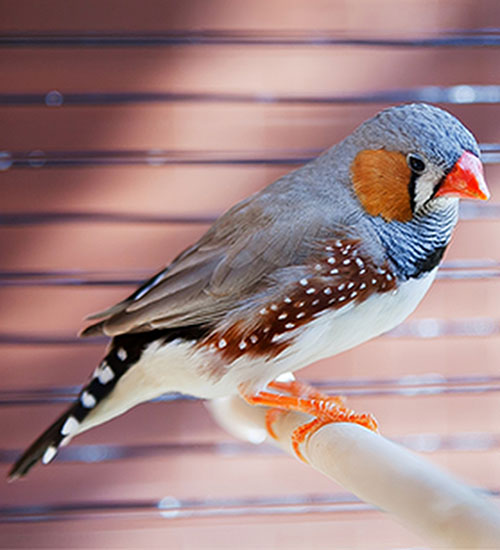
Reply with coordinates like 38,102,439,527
370,200,459,280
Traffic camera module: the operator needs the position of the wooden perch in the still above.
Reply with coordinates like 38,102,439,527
208,395,500,549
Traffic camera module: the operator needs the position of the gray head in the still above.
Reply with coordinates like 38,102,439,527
341,103,488,221
356,103,480,166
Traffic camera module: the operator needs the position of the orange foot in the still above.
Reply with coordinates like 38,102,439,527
240,379,378,462
264,379,345,439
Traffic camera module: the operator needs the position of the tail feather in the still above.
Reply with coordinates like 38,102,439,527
8,329,189,481
8,405,79,481
8,350,129,481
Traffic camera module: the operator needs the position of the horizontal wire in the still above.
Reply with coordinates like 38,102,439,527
2,431,499,469
3,85,500,107
0,494,374,524
387,317,500,338
0,260,499,287
1,29,500,48
0,148,317,167
0,489,497,524
2,144,500,168
0,333,106,346
2,374,500,407
0,211,217,226
0,203,498,227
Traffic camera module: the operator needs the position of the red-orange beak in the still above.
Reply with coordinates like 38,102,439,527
435,151,490,201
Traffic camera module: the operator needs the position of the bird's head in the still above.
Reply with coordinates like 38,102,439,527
347,103,490,223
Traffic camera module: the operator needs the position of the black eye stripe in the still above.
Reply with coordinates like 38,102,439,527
408,171,418,213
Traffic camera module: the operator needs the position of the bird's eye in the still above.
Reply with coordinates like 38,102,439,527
407,153,426,174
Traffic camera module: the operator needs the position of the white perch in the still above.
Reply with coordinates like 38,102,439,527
208,395,500,549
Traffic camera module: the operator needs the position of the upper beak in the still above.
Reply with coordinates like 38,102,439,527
435,151,490,201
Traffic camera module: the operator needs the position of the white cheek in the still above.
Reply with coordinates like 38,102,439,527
413,166,443,211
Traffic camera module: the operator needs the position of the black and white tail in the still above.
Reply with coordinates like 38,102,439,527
8,331,164,481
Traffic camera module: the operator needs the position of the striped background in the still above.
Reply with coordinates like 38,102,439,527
1,1,499,548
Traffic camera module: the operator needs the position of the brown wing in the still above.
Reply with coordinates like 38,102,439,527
80,188,337,338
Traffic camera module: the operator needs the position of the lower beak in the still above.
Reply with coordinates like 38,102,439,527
435,151,490,201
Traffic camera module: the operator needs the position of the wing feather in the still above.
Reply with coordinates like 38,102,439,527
80,175,367,338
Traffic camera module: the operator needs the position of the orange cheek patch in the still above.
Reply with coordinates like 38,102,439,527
351,149,413,223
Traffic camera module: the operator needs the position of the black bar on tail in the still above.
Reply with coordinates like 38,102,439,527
7,404,78,481
8,325,210,481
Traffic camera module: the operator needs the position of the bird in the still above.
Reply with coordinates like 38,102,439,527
9,102,490,480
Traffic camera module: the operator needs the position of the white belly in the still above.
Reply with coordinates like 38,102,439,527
81,269,437,431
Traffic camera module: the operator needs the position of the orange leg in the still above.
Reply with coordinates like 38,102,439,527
241,380,378,463
264,379,345,440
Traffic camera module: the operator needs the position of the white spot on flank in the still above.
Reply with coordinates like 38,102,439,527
306,288,315,295
270,304,279,311
259,308,267,315
330,268,339,275
386,274,393,281
325,245,333,251
250,335,258,344
324,287,332,295
335,240,342,247
263,326,270,333
300,278,308,286
338,283,345,291
342,249,349,255
285,323,295,329
271,334,283,343
347,282,354,289
117,348,127,361
315,263,322,271
61,416,79,436
81,391,97,408
359,269,366,275
343,259,351,265
377,268,386,275
328,298,336,304
98,365,115,384
372,278,378,285
239,340,247,350
350,291,358,298
338,296,346,302
284,297,292,303
355,258,364,268
312,299,320,306
296,312,306,319
218,339,227,349
360,283,367,290
278,313,287,320
296,301,305,307
42,446,58,465
327,257,336,265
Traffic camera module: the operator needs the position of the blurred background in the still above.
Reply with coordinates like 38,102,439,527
1,1,500,548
